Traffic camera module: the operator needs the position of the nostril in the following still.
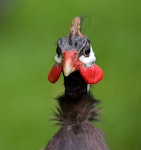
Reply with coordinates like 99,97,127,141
74,53,78,60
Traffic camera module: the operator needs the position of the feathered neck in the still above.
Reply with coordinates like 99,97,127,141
54,71,100,126
63,71,88,98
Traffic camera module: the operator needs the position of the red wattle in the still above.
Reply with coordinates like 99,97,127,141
79,64,104,84
48,64,62,83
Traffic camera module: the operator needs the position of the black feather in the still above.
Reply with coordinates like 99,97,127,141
44,71,109,150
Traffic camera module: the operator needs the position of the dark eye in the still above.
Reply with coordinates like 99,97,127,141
83,47,90,57
56,47,62,56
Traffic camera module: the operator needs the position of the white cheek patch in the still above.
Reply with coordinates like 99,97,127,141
79,46,96,67
54,54,62,63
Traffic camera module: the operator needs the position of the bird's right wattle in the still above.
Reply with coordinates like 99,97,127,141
48,64,62,83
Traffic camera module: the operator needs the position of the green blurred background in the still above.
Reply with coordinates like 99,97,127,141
0,0,141,149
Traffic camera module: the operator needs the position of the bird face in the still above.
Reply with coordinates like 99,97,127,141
48,35,103,84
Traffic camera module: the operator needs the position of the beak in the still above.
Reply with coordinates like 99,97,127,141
62,51,79,76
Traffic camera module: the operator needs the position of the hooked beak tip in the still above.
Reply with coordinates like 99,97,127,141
63,67,75,76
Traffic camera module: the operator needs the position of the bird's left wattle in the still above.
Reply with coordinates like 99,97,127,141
79,64,104,84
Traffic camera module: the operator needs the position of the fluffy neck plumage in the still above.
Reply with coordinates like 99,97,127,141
55,71,99,125
45,71,109,150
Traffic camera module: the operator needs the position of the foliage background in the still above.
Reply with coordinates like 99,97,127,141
0,0,141,149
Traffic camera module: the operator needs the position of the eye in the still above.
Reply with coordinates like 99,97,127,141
56,47,62,56
83,46,90,57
